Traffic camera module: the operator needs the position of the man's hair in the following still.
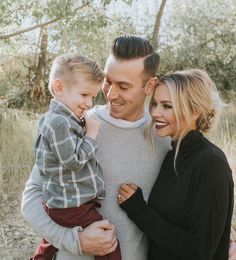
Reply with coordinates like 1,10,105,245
48,53,104,97
111,35,160,79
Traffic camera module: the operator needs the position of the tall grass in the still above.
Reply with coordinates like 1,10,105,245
0,108,39,193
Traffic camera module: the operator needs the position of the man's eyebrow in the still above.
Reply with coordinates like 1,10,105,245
105,78,132,86
118,81,132,86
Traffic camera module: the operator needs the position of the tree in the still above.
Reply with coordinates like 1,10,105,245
158,0,236,91
30,26,48,101
151,0,168,50
0,0,137,108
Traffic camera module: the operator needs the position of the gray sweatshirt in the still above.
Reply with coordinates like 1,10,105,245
21,105,171,260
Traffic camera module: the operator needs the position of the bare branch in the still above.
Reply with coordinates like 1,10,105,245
0,18,59,40
151,0,168,50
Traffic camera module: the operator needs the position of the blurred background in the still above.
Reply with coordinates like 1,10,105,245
0,0,235,258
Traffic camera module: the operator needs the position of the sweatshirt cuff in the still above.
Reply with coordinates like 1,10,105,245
75,226,83,255
120,187,147,217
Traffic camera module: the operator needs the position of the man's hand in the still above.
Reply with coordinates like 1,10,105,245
118,183,138,204
78,220,118,256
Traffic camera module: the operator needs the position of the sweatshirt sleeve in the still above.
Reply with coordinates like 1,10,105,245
21,164,83,255
120,155,233,260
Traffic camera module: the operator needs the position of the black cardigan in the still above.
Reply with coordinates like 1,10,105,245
121,130,234,260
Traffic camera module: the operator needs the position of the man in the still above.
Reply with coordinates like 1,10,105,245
21,35,171,260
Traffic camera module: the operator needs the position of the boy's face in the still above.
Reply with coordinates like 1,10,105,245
56,74,102,118
102,55,153,122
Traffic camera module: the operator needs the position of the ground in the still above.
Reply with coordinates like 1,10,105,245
0,191,39,260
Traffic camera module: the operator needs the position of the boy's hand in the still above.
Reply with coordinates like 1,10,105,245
118,183,138,204
84,113,100,140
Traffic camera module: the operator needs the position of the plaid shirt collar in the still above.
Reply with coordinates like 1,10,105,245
49,99,85,127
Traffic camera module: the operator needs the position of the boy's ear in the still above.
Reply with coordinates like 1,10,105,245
53,79,64,96
144,77,158,96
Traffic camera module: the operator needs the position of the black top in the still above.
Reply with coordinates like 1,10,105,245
121,130,234,260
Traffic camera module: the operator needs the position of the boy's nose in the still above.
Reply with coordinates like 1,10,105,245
85,98,93,109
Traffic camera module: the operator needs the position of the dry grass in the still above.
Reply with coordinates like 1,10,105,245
0,108,38,193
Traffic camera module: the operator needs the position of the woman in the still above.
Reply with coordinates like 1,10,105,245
118,69,234,260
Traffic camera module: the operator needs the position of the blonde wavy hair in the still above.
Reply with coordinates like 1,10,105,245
48,53,104,97
146,69,224,170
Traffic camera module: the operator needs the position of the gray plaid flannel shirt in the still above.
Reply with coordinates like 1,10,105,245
35,99,105,208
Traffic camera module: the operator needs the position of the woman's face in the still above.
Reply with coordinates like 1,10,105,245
151,83,178,138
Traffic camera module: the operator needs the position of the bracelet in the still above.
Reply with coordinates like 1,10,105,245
77,226,83,232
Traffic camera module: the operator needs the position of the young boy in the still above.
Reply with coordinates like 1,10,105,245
31,53,121,260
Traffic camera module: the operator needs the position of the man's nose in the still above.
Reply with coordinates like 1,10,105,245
107,86,119,100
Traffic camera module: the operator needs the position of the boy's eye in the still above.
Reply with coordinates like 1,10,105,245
81,94,87,97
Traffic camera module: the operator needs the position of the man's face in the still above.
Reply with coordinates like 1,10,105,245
103,54,148,122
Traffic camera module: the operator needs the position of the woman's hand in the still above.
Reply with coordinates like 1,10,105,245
118,183,138,204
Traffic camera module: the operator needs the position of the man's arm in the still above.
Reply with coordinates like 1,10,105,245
21,164,117,256
21,164,82,255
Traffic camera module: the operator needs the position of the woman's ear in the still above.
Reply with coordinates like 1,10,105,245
53,79,64,97
144,77,158,96
193,111,200,121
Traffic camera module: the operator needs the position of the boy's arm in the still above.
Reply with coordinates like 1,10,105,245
21,164,82,255
50,123,98,171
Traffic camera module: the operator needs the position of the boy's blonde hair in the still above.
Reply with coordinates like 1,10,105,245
148,69,224,170
48,53,104,96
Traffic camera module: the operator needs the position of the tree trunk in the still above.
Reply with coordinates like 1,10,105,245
151,0,168,50
30,26,48,101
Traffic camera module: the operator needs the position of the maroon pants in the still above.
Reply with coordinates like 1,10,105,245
31,200,121,260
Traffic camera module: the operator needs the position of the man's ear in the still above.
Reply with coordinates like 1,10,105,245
53,79,64,96
144,77,158,96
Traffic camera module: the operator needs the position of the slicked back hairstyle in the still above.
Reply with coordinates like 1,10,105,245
111,35,160,80
48,53,104,97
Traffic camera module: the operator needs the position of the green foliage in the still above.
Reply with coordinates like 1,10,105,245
158,0,236,91
0,0,137,110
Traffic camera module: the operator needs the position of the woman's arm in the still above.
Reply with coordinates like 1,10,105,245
119,157,233,260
